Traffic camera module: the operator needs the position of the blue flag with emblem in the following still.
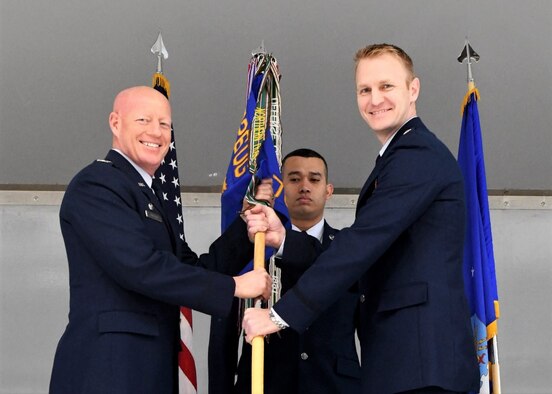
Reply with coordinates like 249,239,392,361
209,50,290,393
221,52,289,235
458,86,501,394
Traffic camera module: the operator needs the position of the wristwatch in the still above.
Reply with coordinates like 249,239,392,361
268,308,287,330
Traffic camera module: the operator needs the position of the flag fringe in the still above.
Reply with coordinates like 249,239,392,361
487,319,498,341
486,301,500,340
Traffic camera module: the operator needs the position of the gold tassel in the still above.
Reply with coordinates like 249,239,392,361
152,73,171,98
460,86,480,116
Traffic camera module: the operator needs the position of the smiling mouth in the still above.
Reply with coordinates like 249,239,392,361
370,109,391,115
141,141,161,148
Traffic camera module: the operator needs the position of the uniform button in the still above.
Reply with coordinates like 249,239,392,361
300,352,309,360
360,294,366,303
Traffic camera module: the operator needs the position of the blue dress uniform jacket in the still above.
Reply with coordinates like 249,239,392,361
49,150,253,394
273,118,479,394
234,223,361,393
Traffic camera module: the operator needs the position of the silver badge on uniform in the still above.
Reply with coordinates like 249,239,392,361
145,208,163,223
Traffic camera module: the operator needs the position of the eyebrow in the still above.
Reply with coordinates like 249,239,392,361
285,171,323,177
357,79,393,87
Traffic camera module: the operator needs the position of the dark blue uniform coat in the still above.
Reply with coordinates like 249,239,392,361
234,222,361,393
50,150,253,394
273,118,480,394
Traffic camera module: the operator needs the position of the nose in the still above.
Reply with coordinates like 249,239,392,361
370,90,384,106
148,122,163,137
299,181,310,193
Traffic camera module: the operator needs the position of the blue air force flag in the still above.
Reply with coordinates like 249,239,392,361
458,87,500,394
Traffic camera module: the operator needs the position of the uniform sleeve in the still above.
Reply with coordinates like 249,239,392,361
61,166,239,317
187,218,254,276
277,230,324,271
274,141,451,332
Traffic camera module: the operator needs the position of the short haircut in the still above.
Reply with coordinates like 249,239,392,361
354,43,415,82
282,148,329,179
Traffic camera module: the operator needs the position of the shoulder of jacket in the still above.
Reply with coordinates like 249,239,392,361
73,158,122,183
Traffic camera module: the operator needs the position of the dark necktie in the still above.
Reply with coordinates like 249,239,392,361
151,181,164,205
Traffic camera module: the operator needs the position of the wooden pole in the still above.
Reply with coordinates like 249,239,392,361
251,231,265,394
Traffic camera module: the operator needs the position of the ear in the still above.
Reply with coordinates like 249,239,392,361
325,183,334,200
409,77,420,102
109,111,121,138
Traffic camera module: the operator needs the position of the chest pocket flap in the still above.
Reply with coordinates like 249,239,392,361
98,310,159,336
377,282,428,313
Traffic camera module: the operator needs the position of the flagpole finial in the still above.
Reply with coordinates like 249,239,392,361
252,40,266,56
151,32,169,74
457,38,480,89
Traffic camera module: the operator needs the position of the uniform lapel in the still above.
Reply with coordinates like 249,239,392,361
321,221,337,250
356,157,384,214
356,118,421,213
106,150,178,252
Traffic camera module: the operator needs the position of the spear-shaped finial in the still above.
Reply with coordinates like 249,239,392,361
458,38,480,90
151,32,169,74
151,33,170,98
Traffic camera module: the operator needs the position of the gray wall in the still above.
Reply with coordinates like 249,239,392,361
1,0,551,190
1,193,551,393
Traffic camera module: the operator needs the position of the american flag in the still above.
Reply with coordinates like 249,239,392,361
152,72,198,393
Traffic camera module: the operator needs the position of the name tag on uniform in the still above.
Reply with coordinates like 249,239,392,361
145,208,163,223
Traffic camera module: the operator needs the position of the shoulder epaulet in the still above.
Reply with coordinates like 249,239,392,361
96,159,112,164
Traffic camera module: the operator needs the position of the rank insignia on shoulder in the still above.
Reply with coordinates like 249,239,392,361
96,159,112,164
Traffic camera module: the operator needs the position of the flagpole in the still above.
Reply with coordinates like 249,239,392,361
490,335,501,393
151,32,170,97
223,44,284,393
150,33,198,394
457,39,501,394
457,38,481,114
250,42,267,394
457,38,479,91
251,231,265,394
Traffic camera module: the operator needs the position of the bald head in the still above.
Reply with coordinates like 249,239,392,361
109,86,173,176
113,86,170,114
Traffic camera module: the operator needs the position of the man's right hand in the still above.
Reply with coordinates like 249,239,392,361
243,204,285,249
233,268,272,300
